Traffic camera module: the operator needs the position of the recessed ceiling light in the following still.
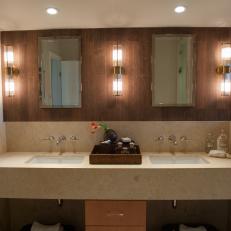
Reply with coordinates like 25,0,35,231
46,7,58,15
174,5,186,14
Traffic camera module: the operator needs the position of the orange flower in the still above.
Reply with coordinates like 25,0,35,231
91,122,99,134
91,122,97,128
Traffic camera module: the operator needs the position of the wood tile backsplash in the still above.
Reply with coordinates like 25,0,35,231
1,28,231,121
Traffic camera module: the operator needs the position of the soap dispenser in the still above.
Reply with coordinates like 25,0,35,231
217,129,228,152
205,132,215,153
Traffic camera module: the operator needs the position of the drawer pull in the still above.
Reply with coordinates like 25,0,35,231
107,212,125,217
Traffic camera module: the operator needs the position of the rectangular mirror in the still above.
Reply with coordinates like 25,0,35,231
152,34,194,107
39,36,81,108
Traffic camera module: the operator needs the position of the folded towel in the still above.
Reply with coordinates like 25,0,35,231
179,224,207,231
226,153,231,159
208,150,227,158
31,222,63,231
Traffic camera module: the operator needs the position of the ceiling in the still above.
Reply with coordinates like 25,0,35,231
0,0,231,31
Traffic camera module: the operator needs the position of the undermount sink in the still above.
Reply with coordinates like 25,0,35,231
149,154,209,165
26,155,84,165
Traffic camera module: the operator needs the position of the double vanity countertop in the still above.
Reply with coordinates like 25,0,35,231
0,152,231,200
0,152,230,169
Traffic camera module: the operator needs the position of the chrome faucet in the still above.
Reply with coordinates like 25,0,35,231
168,135,177,145
56,135,66,145
41,136,55,141
56,135,67,155
155,136,164,142
179,135,190,142
70,135,79,141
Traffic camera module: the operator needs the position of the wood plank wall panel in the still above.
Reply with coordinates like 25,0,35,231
1,28,231,121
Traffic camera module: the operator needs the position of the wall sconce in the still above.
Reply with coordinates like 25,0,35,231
112,44,124,96
5,79,15,97
4,46,19,96
216,43,231,96
220,76,231,96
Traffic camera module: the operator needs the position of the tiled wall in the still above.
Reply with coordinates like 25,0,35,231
5,121,229,153
0,123,6,153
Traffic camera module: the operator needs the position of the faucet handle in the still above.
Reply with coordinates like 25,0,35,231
155,136,164,142
41,136,55,141
70,135,79,141
56,135,67,145
59,135,66,141
179,136,191,142
168,135,177,145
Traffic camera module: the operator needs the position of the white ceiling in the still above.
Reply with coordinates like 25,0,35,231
0,0,231,31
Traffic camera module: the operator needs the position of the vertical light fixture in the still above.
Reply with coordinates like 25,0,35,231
4,46,19,96
220,77,231,96
112,44,124,96
216,43,231,96
221,43,231,60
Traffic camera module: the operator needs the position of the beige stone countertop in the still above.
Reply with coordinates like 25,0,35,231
0,152,231,169
0,152,231,200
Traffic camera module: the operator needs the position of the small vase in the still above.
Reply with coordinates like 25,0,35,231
104,129,118,143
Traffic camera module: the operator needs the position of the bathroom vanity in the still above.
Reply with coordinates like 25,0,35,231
0,152,230,200
0,152,231,230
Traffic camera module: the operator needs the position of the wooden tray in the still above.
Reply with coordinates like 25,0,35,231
90,144,142,165
89,153,142,165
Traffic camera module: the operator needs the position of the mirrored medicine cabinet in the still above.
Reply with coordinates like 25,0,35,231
39,36,82,108
152,34,195,107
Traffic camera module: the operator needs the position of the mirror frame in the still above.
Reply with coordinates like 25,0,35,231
151,33,196,107
38,35,82,108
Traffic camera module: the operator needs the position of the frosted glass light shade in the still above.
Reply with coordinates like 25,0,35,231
113,77,122,96
112,45,122,66
5,78,15,96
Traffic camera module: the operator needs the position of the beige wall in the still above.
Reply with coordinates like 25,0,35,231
229,122,231,152
5,121,229,153
0,123,6,153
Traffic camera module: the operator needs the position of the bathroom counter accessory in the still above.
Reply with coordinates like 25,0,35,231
90,144,142,164
89,153,142,165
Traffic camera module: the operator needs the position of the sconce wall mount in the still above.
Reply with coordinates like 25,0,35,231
113,66,125,75
6,66,20,76
4,45,19,96
217,42,231,96
112,44,124,96
216,65,231,75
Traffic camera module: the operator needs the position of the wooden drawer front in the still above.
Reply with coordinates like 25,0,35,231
85,201,146,226
86,226,146,231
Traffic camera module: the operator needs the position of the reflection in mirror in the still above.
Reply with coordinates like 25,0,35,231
39,36,81,108
152,34,194,106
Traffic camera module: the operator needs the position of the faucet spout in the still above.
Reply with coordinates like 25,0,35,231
56,135,66,145
168,135,177,145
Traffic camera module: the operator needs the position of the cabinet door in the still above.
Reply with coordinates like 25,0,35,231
86,226,146,231
85,201,146,226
